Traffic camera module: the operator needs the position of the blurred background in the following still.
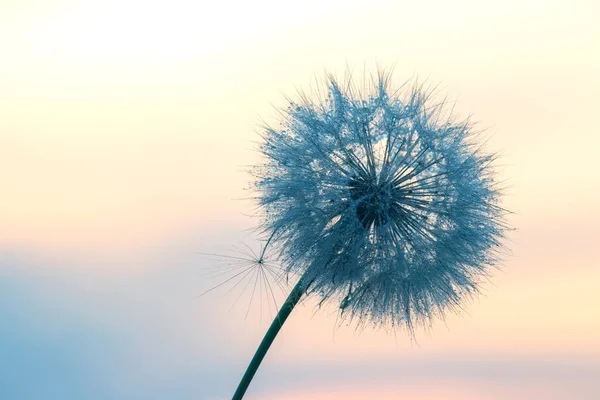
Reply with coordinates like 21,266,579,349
1,0,598,399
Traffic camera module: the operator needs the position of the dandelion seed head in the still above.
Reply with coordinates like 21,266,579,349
252,71,508,333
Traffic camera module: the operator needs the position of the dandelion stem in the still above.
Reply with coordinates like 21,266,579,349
231,276,309,400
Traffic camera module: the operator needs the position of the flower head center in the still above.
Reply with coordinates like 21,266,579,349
349,174,404,230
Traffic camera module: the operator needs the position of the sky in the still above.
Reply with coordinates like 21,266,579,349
0,0,599,399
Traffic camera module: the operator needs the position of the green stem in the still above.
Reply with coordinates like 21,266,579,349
231,277,308,400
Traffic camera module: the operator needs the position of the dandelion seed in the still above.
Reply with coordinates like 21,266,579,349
198,236,288,320
224,70,509,399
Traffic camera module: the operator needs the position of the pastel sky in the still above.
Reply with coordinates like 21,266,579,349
1,0,598,399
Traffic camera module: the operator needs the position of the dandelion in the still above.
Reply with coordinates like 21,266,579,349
229,71,508,399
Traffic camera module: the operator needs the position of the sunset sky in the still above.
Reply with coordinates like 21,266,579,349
1,1,599,399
